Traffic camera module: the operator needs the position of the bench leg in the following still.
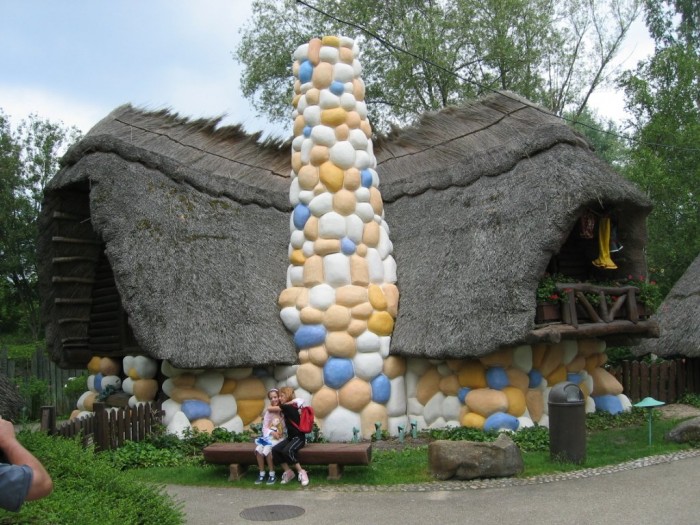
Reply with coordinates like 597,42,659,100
228,464,247,481
327,463,344,480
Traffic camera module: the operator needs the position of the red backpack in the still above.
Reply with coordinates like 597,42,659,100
290,404,315,433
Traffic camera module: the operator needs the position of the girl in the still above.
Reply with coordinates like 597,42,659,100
254,388,284,484
270,386,309,486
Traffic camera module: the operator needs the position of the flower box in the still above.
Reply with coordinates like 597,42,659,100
535,303,562,323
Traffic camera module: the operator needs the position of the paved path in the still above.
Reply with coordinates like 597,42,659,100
166,451,700,525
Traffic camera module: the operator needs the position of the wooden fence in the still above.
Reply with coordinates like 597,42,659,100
610,358,700,403
40,401,162,451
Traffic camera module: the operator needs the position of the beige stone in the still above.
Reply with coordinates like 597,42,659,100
219,378,237,395
461,412,485,429
526,390,544,422
546,364,568,386
99,357,121,376
539,344,564,377
87,356,102,374
361,402,388,439
170,387,210,404
598,353,608,367
446,360,464,372
295,287,309,310
293,115,305,137
83,392,97,412
360,119,372,138
368,284,387,310
333,189,356,216
307,37,322,65
312,386,338,418
292,93,301,109
308,345,329,366
532,343,548,369
457,361,487,389
347,111,361,128
278,286,303,308
237,399,265,426
298,350,309,364
590,367,624,396
298,164,319,190
336,285,368,306
321,107,347,128
383,356,407,379
314,238,341,256
312,62,333,89
325,331,356,358
350,255,369,286
344,167,361,190
305,87,320,106
439,374,461,396
381,284,399,318
310,145,330,166
352,78,365,101
347,318,368,337
291,151,302,174
191,418,215,434
172,374,197,388
303,216,319,240
134,379,159,401
480,348,513,368
300,306,324,325
335,124,350,141
503,386,526,417
466,389,509,417
585,355,599,373
363,221,380,247
233,377,267,401
303,255,324,286
566,355,586,373
356,244,367,257
339,46,354,63
323,304,352,331
338,378,371,412
416,368,441,406
506,368,529,393
369,187,383,215
319,161,344,192
297,363,324,393
368,311,394,336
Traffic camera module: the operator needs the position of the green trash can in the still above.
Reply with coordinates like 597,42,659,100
548,381,586,464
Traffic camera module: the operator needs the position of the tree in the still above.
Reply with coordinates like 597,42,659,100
235,0,640,131
620,0,700,295
0,111,81,339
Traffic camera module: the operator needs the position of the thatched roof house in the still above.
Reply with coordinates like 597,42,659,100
39,91,657,369
634,254,700,358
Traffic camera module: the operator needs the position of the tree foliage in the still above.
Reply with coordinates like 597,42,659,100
236,0,641,131
0,111,81,339
620,0,700,295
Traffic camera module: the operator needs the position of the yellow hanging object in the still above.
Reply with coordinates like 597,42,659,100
592,217,618,269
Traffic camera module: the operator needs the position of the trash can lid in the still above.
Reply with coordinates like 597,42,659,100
548,381,584,404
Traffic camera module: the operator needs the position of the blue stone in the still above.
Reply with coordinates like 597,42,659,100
293,324,327,349
293,204,311,229
528,369,543,388
486,367,509,390
567,373,582,385
458,387,471,404
484,412,519,432
330,80,345,96
299,60,313,83
323,357,354,389
181,399,211,421
94,373,103,392
303,125,312,137
340,237,356,255
593,395,623,415
370,374,391,403
361,169,373,188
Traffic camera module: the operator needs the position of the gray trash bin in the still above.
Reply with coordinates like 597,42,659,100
548,381,586,464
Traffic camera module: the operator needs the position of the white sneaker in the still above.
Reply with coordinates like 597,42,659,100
280,470,296,484
298,469,309,487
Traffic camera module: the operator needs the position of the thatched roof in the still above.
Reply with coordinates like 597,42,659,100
0,373,24,421
39,91,654,368
634,254,700,358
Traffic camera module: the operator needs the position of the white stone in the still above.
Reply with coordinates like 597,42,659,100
280,374,299,390
386,376,407,417
309,192,334,217
323,253,351,287
352,58,362,76
340,92,356,110
311,125,336,147
289,178,300,206
218,415,244,434
280,306,301,333
274,365,299,381
356,330,381,353
298,190,314,205
356,101,368,119
195,371,225,397
302,240,315,257
101,375,121,391
442,395,462,422
423,392,446,425
292,134,304,151
618,394,632,412
388,415,409,436
87,375,96,392
355,203,374,222
345,214,364,244
365,248,384,283
318,211,346,237
161,378,175,398
76,391,91,411
379,336,391,358
128,395,147,409
166,411,192,438
210,394,237,425
319,89,340,109
334,62,354,82
380,219,391,235
584,373,594,396
512,345,533,372
585,396,596,414
352,43,359,57
303,105,321,126
354,150,371,170
293,43,309,61
407,358,430,376
538,414,550,428
309,283,336,310
322,406,362,441
562,340,578,365
353,352,384,380
517,416,535,429
288,265,304,287
348,129,368,150
300,136,313,164
428,416,447,430
407,397,424,416
329,141,356,169
319,45,339,63
383,256,397,284
355,187,370,202
162,398,182,426
223,367,253,380
436,363,450,376
340,36,354,48
122,356,134,376
122,377,134,395
291,230,305,249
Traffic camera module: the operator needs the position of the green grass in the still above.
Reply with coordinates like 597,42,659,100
123,416,696,488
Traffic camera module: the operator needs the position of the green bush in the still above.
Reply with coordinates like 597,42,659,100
0,431,184,525
678,393,700,408
108,441,196,470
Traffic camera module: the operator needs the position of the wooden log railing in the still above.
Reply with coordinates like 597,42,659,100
556,283,643,328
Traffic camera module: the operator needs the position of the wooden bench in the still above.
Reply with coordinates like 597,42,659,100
202,442,372,481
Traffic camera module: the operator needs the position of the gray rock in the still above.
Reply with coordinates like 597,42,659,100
428,434,524,481
666,416,700,443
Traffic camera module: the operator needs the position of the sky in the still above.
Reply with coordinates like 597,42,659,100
0,1,655,140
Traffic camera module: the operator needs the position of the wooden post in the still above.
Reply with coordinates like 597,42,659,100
94,402,109,452
650,363,659,400
40,406,56,435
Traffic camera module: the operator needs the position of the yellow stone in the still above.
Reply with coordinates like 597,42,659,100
446,359,464,372
325,331,356,358
298,164,319,190
290,249,306,265
381,284,399,318
339,46,354,63
333,189,356,216
539,344,563,377
303,216,319,240
278,286,303,308
532,343,548,369
579,381,590,398
480,348,513,368
352,78,365,100
585,355,599,373
360,402,388,439
360,119,372,138
293,79,301,94
87,356,102,374
506,368,529,393
191,418,215,434
457,360,487,388
461,412,485,429
350,255,369,287
321,108,347,127
295,287,309,309
237,399,265,426
439,374,460,396
319,161,344,192
292,93,301,109
598,353,608,367
233,377,267,400
314,238,341,256
291,151,302,174
312,386,338,418
368,284,387,310
335,124,350,141
369,187,383,215
566,355,586,372
590,367,623,396
368,311,394,336
336,285,368,306
344,167,361,190
347,111,361,128
416,368,441,405
347,318,367,337
170,387,210,404
220,378,237,395
323,304,352,331
351,301,373,320
363,221,380,247
308,38,322,65
546,364,567,386
300,306,324,325
308,345,329,366
303,255,324,287
312,62,333,89
133,379,159,401
503,386,526,416
293,115,305,137
321,35,340,47
297,363,324,393
383,356,406,379
338,378,371,412
466,388,508,417
310,145,330,166
172,374,197,388
306,88,320,105
99,357,120,376
578,338,604,357
526,389,544,422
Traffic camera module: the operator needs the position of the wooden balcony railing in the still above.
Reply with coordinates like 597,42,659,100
555,283,644,328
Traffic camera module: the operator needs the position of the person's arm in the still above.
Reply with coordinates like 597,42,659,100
0,419,52,500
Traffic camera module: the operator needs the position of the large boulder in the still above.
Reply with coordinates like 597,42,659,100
666,416,700,444
428,434,524,480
